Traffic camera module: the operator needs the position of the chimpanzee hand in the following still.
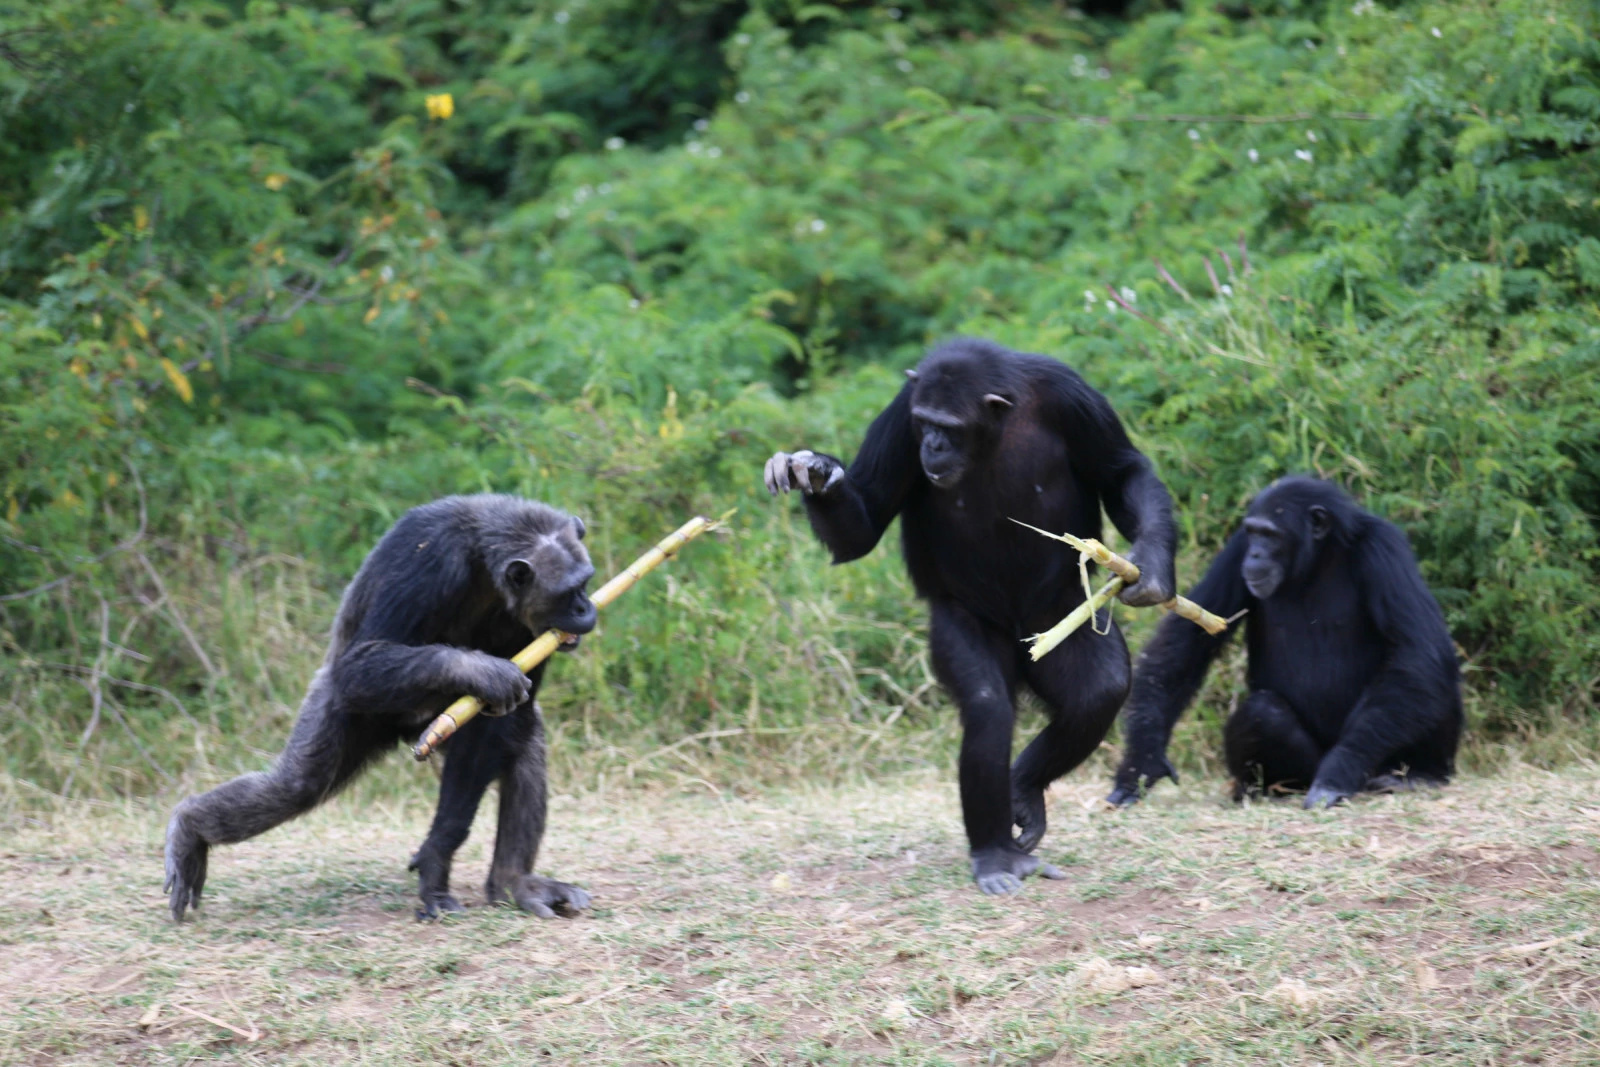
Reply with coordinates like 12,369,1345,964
462,653,532,715
763,450,846,496
1106,753,1179,807
1118,542,1176,608
487,873,592,918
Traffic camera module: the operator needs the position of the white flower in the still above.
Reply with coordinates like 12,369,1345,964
574,185,591,202
1305,39,1317,49
810,219,826,233
380,265,394,283
629,299,640,309
555,205,570,220
1294,148,1314,163
1072,54,1088,67
1095,67,1111,80
1119,287,1137,305
694,118,709,132
1338,44,1348,56
896,59,913,73
1247,148,1260,163
1188,128,1201,141
605,136,624,151
735,91,750,104
597,183,612,195
1351,0,1374,14
1220,284,1234,297
735,33,751,45
1084,289,1098,303
1106,301,1117,313
888,6,902,18
707,146,722,158
687,141,703,155
1431,27,1442,38
554,10,569,24
1306,130,1318,142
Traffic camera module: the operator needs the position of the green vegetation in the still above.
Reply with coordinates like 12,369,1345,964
2,0,1598,800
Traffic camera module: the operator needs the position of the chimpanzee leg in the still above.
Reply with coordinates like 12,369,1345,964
929,600,1064,896
164,690,391,921
409,716,505,920
1225,690,1323,800
485,703,591,917
1011,621,1132,851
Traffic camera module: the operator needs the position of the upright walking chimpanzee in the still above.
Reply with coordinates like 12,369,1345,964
765,339,1176,894
1109,477,1462,809
165,494,598,922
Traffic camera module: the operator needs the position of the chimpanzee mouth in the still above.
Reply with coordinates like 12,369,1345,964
558,632,582,652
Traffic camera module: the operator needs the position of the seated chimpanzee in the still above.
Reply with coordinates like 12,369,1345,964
1109,477,1462,809
766,338,1177,894
164,494,598,922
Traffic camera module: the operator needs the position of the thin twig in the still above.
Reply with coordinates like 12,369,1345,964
134,552,220,683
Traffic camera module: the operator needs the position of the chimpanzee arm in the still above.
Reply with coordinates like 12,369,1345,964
329,560,532,717
1040,365,1176,606
1108,529,1251,805
1305,521,1461,807
777,384,919,563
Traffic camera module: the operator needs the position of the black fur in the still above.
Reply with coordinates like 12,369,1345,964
1109,477,1462,809
766,339,1176,894
163,494,598,921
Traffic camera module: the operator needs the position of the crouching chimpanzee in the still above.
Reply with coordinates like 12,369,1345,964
1109,477,1462,809
765,339,1177,895
164,494,598,922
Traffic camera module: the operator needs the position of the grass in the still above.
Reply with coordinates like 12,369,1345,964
4,759,1600,1065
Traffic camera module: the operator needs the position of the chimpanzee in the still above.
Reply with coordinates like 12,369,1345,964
765,338,1177,894
1109,477,1462,809
164,494,598,922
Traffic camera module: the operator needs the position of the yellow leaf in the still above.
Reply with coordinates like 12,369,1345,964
159,357,194,403
6,496,17,524
69,357,89,380
58,489,81,510
133,205,149,231
130,317,150,343
263,173,288,191
106,472,119,488
425,93,455,120
364,305,380,325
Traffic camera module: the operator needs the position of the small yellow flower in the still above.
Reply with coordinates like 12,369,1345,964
425,93,455,120
263,173,288,191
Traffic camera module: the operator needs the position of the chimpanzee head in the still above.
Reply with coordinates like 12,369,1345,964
485,500,597,645
1240,477,1353,599
904,341,1022,490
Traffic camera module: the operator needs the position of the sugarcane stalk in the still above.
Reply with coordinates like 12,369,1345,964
1010,518,1232,662
412,514,723,760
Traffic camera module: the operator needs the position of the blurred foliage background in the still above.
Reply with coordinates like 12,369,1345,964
1,0,1596,806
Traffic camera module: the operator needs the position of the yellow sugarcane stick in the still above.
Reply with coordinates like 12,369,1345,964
412,514,723,760
1010,518,1233,662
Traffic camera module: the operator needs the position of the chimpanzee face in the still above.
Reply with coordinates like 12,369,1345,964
499,515,597,646
907,369,1014,491
1241,503,1331,599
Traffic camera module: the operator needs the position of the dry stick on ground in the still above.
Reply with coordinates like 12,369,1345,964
412,513,728,760
1010,519,1234,661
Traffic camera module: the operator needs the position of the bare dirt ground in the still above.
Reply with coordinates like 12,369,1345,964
4,764,1600,1065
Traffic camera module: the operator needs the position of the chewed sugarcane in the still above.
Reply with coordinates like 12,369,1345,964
1010,519,1233,661
412,513,726,761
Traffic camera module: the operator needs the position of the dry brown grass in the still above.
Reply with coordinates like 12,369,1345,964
4,761,1600,1065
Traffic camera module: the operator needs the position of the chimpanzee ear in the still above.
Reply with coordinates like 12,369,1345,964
983,393,1014,411
505,558,535,589
1308,505,1332,541
572,517,587,541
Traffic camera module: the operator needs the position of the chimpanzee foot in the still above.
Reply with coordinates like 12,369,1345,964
1012,787,1048,853
1303,782,1352,810
487,873,591,918
416,892,466,921
971,845,1065,896
163,809,209,922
